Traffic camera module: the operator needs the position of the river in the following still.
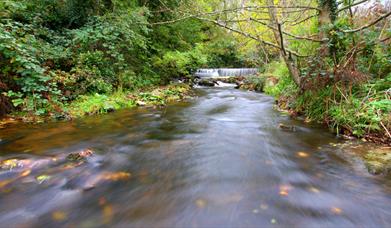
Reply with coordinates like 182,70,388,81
1,87,391,227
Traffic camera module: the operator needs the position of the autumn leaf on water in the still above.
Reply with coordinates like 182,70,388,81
260,203,268,210
308,187,320,193
331,207,343,215
279,184,293,196
83,172,132,190
296,151,310,158
36,175,51,184
102,172,131,181
52,211,67,221
1,159,19,170
103,204,114,224
195,198,207,208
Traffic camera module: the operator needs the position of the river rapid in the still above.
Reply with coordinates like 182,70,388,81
1,87,391,227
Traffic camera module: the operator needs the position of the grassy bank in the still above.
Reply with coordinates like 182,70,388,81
2,83,191,123
255,61,391,145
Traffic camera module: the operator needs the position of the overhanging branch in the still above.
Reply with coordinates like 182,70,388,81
342,11,391,33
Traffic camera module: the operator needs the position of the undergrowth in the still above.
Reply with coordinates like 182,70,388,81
263,61,391,141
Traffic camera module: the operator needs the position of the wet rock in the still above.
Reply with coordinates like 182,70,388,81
198,79,217,87
67,148,94,161
278,123,296,132
364,147,391,175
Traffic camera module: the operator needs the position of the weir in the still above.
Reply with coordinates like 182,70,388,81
195,68,258,78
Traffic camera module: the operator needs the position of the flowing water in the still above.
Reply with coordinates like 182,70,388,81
1,87,391,227
195,68,258,78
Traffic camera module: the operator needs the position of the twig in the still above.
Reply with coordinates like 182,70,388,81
343,11,391,33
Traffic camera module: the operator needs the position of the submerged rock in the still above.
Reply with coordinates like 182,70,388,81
278,123,296,132
364,148,391,175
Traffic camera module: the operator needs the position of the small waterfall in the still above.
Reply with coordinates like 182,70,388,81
195,68,258,78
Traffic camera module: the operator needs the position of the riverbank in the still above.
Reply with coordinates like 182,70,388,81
0,83,192,125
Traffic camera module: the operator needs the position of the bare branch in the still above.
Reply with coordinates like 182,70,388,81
342,11,391,33
250,18,325,42
197,17,308,57
337,0,369,13
290,14,318,26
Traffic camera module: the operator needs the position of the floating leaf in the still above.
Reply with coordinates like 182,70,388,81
296,152,309,158
36,175,51,184
52,211,67,221
20,169,31,177
195,198,207,208
331,207,342,214
102,172,131,181
1,159,19,170
103,205,113,224
260,203,268,210
308,187,320,193
279,185,292,196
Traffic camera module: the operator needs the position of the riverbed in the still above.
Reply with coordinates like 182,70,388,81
1,87,391,227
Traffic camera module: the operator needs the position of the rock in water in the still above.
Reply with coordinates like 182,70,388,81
198,79,216,87
278,123,296,132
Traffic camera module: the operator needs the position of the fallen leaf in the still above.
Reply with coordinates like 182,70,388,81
195,199,207,208
99,197,107,206
331,207,342,214
279,190,289,196
20,169,31,177
52,211,67,221
279,184,292,196
1,159,19,170
102,172,131,181
296,152,310,158
260,203,268,210
308,186,320,193
271,218,277,224
36,175,51,184
103,205,113,224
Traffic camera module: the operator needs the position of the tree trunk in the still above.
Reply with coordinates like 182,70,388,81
266,0,301,87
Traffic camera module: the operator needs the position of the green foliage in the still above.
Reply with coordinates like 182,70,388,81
153,44,208,81
67,92,135,117
1,0,233,117
68,83,190,117
263,61,295,97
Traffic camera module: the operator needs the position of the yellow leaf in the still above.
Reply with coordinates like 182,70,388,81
308,187,320,193
279,184,292,196
195,198,207,208
102,172,131,181
52,211,67,221
296,152,310,158
331,207,342,214
103,205,113,224
20,169,31,177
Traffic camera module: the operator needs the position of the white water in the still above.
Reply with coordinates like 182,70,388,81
195,68,258,78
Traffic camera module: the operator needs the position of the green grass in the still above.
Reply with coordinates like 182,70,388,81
66,83,191,118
